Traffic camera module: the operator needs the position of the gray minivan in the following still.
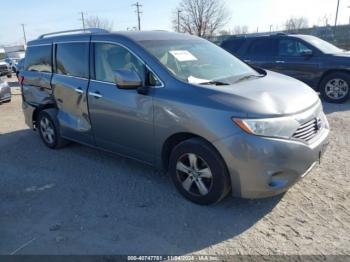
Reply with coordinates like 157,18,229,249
21,29,329,205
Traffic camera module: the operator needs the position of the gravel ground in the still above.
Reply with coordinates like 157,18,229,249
0,76,349,256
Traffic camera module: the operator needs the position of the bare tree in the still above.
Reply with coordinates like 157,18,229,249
85,16,114,31
284,17,309,33
231,25,248,35
318,14,332,27
241,25,248,34
172,0,230,37
233,25,242,35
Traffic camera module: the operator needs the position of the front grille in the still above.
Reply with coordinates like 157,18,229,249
0,65,7,71
292,118,321,142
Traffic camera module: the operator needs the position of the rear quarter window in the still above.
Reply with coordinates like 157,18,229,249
56,42,89,78
24,45,52,73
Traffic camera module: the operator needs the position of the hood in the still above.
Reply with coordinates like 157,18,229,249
204,70,320,117
328,51,350,58
0,61,8,66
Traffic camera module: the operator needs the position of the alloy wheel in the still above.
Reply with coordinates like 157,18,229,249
176,153,213,196
40,117,55,144
325,78,349,100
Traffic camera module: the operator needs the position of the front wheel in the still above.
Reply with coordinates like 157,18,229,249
320,72,350,103
169,138,231,205
38,109,68,149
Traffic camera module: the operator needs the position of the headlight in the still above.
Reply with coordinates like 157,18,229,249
233,117,300,139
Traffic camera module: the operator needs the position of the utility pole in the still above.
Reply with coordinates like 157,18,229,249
80,12,86,30
177,10,182,32
133,2,142,31
21,24,27,44
335,0,340,28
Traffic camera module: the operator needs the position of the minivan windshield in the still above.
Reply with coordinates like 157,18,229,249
301,35,343,54
139,39,260,85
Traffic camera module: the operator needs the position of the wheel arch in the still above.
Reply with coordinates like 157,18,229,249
161,132,199,170
32,104,57,129
161,132,229,174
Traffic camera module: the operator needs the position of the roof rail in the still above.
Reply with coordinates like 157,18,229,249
38,28,109,39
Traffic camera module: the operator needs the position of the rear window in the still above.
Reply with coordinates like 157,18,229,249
247,39,275,56
25,45,52,73
221,38,246,54
56,43,89,78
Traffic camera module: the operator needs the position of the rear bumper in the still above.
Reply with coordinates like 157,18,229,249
213,127,330,199
22,101,36,129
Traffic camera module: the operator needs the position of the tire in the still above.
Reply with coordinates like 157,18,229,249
320,72,350,103
169,138,231,205
7,74,11,78
37,109,68,149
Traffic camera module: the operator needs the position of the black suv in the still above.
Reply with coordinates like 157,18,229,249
221,33,350,103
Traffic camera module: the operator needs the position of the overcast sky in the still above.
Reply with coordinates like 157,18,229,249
1,0,350,45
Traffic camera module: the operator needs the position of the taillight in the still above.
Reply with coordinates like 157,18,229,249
19,76,24,85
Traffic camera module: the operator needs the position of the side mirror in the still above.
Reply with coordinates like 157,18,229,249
114,69,142,89
301,50,313,57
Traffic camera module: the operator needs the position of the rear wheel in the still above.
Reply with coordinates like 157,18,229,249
38,109,68,149
169,138,231,205
320,72,350,103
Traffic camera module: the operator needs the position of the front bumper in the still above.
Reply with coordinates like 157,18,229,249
213,127,329,199
0,85,11,102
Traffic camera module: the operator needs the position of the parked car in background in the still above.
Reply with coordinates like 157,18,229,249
0,49,12,78
3,45,25,71
21,29,329,205
0,77,11,103
5,55,25,73
16,58,25,78
5,58,17,72
0,60,12,78
221,33,350,103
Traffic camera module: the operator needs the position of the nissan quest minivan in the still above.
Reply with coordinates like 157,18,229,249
21,29,330,205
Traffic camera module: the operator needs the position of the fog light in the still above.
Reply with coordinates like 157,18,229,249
268,172,288,188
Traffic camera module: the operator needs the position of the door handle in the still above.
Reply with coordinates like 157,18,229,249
89,91,102,98
276,60,285,64
75,87,84,94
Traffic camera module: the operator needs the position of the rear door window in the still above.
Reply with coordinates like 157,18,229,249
246,39,276,57
55,42,89,78
221,39,246,54
278,39,313,57
25,45,52,73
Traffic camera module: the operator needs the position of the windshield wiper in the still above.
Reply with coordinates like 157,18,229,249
234,74,264,83
199,81,230,86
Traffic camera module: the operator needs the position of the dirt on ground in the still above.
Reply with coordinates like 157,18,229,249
0,76,349,256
